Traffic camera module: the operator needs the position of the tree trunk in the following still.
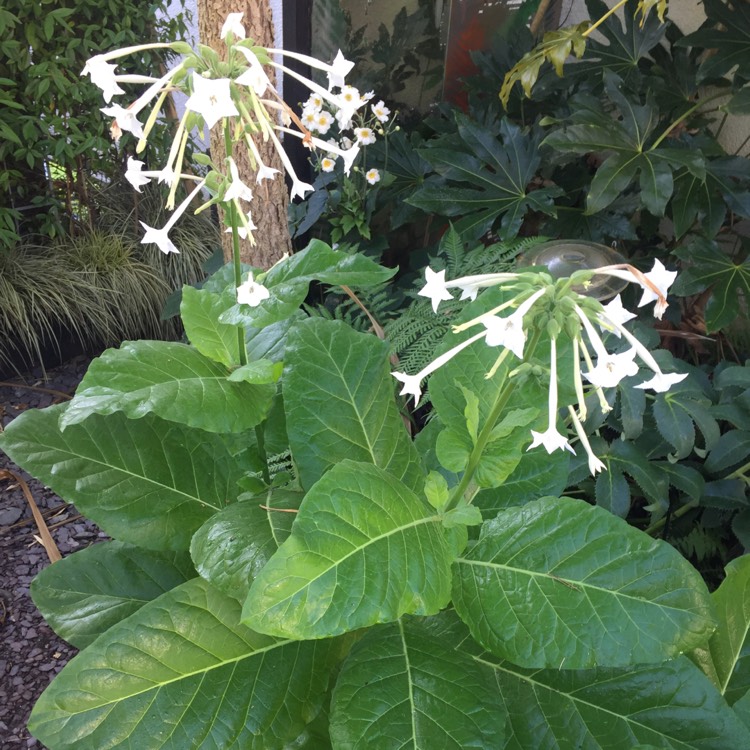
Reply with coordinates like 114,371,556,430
197,0,292,267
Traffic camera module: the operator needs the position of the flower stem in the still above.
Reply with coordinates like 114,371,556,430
444,327,543,511
224,120,247,368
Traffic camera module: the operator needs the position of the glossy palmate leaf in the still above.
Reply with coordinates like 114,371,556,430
59,340,275,434
0,405,250,550
329,618,505,749
453,496,715,669
30,541,195,649
243,461,452,640
691,555,750,705
284,317,422,492
28,578,338,750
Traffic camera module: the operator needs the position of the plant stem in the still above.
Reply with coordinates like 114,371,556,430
581,0,628,38
445,328,543,511
224,120,247,368
651,91,729,149
644,499,699,536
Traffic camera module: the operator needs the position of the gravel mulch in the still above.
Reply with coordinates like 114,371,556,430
0,355,105,750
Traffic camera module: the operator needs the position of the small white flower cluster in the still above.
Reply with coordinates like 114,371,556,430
81,12,372,262
393,260,686,475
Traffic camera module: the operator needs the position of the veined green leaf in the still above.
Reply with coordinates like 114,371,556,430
284,318,422,492
60,340,275,434
329,618,505,749
180,285,240,368
690,555,750,705
453,496,716,669
243,461,452,639
28,578,338,750
190,489,301,602
0,405,250,550
30,541,194,649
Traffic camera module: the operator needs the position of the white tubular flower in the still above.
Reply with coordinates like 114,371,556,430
224,157,254,203
140,179,206,255
236,272,270,306
321,157,336,173
354,127,376,145
593,259,677,319
277,126,360,176
418,267,454,312
256,163,281,182
568,406,605,475
607,317,688,393
365,168,381,185
483,288,546,360
100,103,144,139
446,272,519,301
221,12,246,40
393,331,487,405
185,74,239,129
125,157,151,191
266,127,314,200
235,47,273,96
599,294,637,335
575,305,639,388
82,57,124,102
528,338,576,455
267,47,355,91
371,100,391,122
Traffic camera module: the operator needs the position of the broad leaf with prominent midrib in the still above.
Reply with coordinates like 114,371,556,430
190,488,301,602
453,495,716,669
690,555,750,705
180,285,241,367
30,541,195,648
284,317,422,492
28,578,338,750
329,618,505,749
0,405,251,549
243,461,452,639
59,340,275,434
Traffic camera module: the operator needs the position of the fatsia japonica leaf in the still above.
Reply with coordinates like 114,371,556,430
690,555,750,705
30,541,195,649
243,461,452,639
28,578,339,750
220,240,396,328
329,618,505,749
409,117,561,241
0,405,251,550
59,340,275,434
180,285,241,368
190,488,301,602
453,496,716,669
284,317,422,492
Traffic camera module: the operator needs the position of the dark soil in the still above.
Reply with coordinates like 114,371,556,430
0,355,105,750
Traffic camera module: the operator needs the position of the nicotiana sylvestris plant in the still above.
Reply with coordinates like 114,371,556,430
4,13,750,750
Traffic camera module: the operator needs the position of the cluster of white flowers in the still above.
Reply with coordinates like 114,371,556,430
81,12,370,265
393,259,686,475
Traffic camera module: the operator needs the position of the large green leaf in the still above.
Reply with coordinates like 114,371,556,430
59,340,275,434
0,405,250,549
30,541,194,649
691,555,750,705
673,239,750,332
180,285,241,368
488,654,750,749
243,461,452,639
679,0,750,82
453,496,716,669
220,240,396,329
284,317,422,492
329,618,505,749
28,578,338,750
409,117,561,241
190,489,301,602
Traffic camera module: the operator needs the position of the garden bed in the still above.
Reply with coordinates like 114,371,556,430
0,355,104,749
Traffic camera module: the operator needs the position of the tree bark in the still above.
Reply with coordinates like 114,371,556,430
198,0,292,267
